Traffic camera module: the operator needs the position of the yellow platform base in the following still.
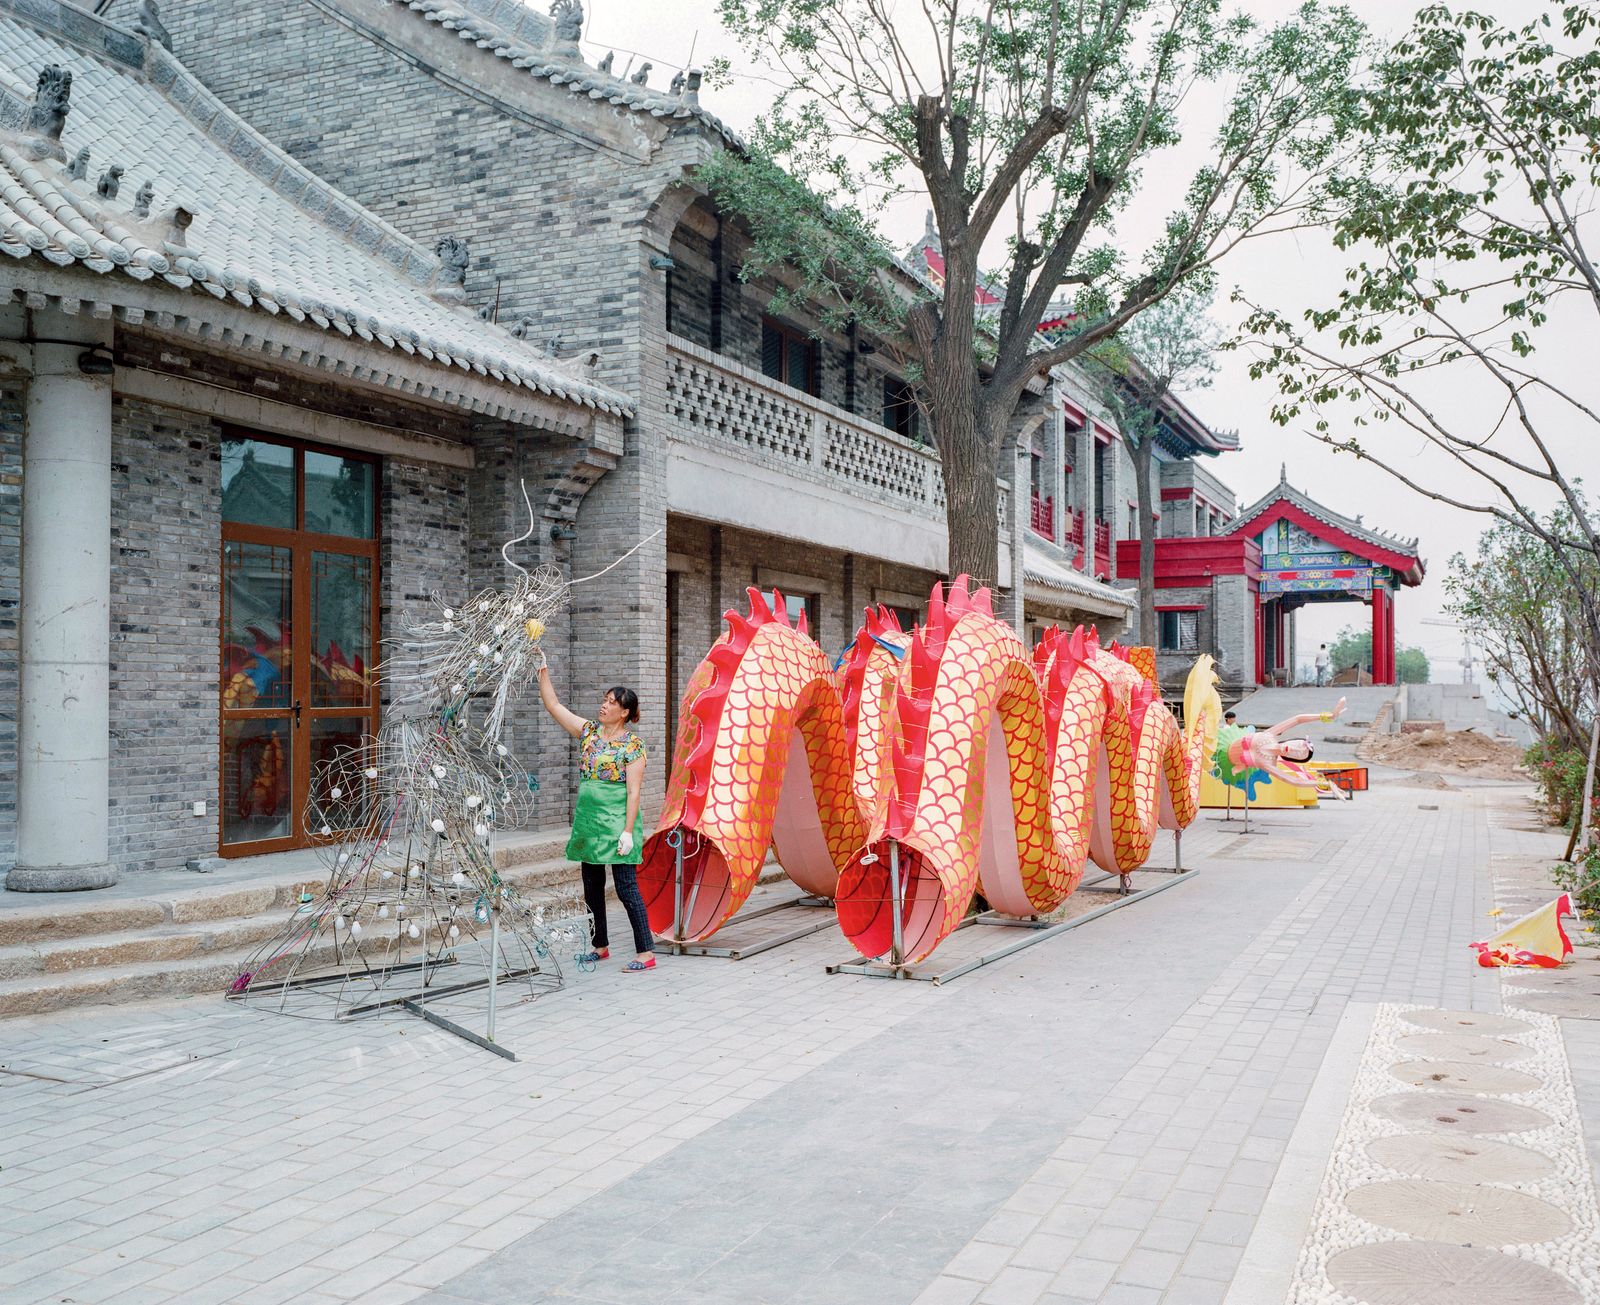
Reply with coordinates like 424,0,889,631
1200,769,1318,810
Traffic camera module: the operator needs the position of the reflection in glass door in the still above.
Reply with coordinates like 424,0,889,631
219,433,379,856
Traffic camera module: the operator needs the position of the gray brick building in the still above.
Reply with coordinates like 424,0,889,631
0,0,629,888
1,0,1275,891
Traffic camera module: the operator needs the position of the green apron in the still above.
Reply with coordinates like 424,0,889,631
566,778,641,865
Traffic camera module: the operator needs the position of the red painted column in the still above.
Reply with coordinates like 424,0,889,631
1370,589,1383,684
1384,588,1396,684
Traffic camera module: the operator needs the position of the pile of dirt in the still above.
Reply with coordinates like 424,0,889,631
1359,726,1526,780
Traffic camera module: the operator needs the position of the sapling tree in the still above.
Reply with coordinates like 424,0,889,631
701,0,1363,589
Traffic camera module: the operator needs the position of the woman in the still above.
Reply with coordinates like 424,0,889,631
538,663,656,971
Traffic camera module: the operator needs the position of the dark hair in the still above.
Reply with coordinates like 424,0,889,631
605,685,641,724
1224,710,1237,722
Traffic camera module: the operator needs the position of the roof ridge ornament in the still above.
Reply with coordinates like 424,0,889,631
548,0,583,62
631,61,652,86
431,234,469,304
22,65,72,163
132,0,174,53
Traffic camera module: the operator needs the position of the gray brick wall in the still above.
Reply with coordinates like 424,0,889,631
109,398,220,872
0,383,20,870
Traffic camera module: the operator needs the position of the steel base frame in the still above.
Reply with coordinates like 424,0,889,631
662,893,835,960
825,869,1200,985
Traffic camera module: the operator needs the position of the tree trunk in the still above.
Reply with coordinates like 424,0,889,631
939,403,1001,590
1133,436,1157,648
1578,706,1600,855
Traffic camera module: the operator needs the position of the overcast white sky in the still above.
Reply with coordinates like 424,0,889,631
576,0,1579,681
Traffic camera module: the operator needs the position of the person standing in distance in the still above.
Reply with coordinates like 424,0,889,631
1315,643,1330,686
537,662,657,971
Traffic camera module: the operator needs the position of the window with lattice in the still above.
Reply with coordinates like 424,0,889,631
762,318,819,396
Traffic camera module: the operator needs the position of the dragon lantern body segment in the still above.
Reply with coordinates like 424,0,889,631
639,591,863,940
645,579,1221,962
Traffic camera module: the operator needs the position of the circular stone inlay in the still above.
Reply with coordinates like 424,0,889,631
1505,990,1600,1020
1367,1132,1554,1184
1387,1059,1543,1095
1346,1178,1570,1245
1402,1009,1534,1037
1327,1241,1582,1304
1370,1092,1554,1135
1499,970,1600,993
1393,1032,1533,1065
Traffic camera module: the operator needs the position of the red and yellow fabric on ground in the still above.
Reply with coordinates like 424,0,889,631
641,578,1222,963
1471,895,1577,968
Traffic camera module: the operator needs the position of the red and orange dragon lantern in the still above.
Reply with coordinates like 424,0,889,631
640,576,1221,965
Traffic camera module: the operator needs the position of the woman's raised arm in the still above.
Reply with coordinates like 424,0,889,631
537,664,587,739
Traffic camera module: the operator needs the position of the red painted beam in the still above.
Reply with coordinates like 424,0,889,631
1231,500,1422,580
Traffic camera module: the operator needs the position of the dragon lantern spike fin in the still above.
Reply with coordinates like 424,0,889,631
795,605,809,638
972,585,993,615
746,586,774,623
926,579,947,631
771,589,792,627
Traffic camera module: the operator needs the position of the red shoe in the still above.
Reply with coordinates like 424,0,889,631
624,956,657,972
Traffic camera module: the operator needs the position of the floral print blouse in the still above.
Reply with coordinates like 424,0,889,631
578,720,647,783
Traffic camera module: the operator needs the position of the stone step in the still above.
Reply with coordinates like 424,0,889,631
0,846,784,1019
0,827,577,949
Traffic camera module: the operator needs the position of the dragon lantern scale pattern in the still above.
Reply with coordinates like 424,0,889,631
641,577,1222,964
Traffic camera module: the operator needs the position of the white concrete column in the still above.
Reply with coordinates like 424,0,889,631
7,310,116,892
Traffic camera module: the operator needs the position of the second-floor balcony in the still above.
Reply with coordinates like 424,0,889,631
1094,518,1112,565
660,332,1011,575
1029,492,1054,540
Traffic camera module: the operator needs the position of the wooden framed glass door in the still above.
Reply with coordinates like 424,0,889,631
220,431,380,856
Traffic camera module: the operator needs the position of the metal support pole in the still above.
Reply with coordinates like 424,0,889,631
670,829,685,944
888,840,904,970
486,914,500,1044
1175,829,1184,874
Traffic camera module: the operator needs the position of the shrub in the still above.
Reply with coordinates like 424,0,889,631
1552,843,1600,918
1525,736,1590,829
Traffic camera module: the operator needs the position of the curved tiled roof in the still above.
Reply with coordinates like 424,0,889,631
1023,544,1135,612
0,3,633,419
401,0,744,147
1227,468,1425,583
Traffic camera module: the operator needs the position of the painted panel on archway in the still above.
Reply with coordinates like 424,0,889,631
1260,568,1374,595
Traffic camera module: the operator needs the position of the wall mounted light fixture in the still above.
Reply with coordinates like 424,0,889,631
549,524,578,542
76,346,114,376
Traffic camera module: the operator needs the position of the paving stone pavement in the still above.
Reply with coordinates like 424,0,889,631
0,779,1591,1305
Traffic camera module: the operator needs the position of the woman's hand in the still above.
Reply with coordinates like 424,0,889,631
617,830,635,857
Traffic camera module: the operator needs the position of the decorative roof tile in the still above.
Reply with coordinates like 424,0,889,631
1227,465,1424,582
0,1,633,419
399,0,745,148
1023,544,1135,611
